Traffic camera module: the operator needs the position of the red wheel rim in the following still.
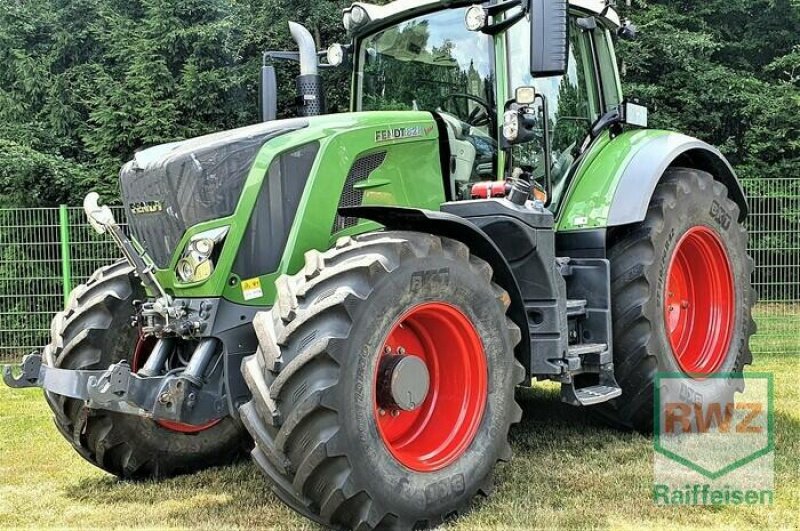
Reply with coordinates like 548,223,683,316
664,226,735,375
131,336,221,434
373,302,488,472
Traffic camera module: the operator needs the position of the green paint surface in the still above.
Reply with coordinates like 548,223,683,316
150,111,443,305
556,129,672,231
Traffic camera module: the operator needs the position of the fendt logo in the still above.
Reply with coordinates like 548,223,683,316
653,373,774,506
128,200,164,214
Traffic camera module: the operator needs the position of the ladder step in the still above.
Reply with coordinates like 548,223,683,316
574,385,622,406
567,342,607,356
566,298,587,317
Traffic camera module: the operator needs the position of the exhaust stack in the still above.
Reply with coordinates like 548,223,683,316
289,21,326,117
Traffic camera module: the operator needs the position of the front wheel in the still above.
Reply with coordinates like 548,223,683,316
239,232,524,529
602,168,756,432
44,261,249,478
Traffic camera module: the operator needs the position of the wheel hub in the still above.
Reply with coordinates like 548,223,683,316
664,226,735,375
373,302,488,472
377,353,430,413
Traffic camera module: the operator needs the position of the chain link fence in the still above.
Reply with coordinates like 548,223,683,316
0,179,798,362
0,207,126,361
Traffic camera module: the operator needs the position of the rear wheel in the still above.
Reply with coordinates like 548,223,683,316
44,260,248,478
239,232,524,530
602,168,756,431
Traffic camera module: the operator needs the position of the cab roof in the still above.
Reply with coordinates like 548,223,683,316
347,0,622,36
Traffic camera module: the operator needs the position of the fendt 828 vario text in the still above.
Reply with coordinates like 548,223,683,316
4,0,755,528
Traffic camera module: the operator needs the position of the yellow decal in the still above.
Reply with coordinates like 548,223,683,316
241,277,263,301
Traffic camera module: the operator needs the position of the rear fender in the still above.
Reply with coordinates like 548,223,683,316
557,130,748,231
342,205,532,379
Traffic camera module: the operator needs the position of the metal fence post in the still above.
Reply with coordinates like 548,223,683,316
59,205,73,306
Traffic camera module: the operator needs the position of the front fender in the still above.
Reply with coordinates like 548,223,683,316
556,130,748,231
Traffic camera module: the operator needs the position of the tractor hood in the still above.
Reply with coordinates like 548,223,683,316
120,118,308,268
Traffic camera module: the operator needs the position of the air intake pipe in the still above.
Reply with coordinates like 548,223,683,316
289,21,326,117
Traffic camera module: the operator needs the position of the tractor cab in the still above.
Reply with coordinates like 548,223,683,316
266,0,635,208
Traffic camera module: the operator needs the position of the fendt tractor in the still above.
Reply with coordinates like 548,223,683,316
4,0,756,528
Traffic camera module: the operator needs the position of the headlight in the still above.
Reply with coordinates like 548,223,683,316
176,226,229,284
177,259,196,282
503,110,520,142
192,238,214,255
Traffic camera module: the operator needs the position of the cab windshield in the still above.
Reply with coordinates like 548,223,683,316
358,8,495,129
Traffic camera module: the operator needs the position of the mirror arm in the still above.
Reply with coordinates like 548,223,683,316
577,108,622,156
537,94,554,207
485,0,524,16
483,10,528,35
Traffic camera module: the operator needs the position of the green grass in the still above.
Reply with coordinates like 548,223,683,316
1,354,798,530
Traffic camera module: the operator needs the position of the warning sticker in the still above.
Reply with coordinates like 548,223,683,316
241,277,263,300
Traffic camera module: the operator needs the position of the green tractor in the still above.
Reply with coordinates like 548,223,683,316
4,0,755,528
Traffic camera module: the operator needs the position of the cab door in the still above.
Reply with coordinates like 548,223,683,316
505,14,609,208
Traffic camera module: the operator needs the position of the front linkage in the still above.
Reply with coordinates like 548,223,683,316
2,193,224,426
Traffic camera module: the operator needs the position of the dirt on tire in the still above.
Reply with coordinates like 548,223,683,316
44,260,249,478
239,231,525,530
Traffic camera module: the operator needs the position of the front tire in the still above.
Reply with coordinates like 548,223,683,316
240,232,524,529
44,260,249,478
602,168,756,432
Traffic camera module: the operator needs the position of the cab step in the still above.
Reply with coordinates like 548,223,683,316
567,342,605,356
560,381,622,407
562,343,610,371
572,385,622,406
566,298,587,318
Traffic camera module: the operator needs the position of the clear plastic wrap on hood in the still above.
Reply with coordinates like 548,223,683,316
119,118,307,268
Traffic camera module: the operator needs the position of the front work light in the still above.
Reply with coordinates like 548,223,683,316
465,6,488,31
344,4,370,32
327,43,345,66
176,226,229,284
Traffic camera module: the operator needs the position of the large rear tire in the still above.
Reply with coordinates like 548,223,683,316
43,260,249,478
602,168,756,432
240,232,524,530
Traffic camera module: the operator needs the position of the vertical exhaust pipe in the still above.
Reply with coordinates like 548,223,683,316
289,21,326,117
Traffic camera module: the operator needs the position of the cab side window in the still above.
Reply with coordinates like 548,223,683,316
506,17,600,204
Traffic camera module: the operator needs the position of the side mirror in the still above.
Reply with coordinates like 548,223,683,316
261,64,278,122
617,19,638,41
529,0,569,78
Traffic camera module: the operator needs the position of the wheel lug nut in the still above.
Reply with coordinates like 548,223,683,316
391,409,400,417
397,347,405,355
384,346,391,354
379,408,386,416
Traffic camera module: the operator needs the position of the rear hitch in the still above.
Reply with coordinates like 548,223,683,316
2,349,225,424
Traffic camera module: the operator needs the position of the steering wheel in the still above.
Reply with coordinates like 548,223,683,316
441,93,493,128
